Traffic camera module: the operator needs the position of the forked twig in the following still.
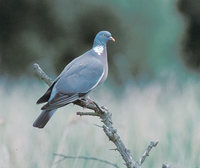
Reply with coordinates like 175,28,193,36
138,141,159,166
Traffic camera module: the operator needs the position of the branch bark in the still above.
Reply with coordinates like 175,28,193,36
33,63,158,168
137,141,159,166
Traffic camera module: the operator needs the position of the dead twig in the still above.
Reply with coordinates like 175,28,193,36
33,63,53,86
76,111,100,116
53,153,119,168
137,141,159,166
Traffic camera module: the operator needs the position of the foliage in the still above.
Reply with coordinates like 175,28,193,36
178,0,200,71
0,0,193,84
1,80,200,167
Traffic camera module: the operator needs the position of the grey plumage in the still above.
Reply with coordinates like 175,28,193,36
33,109,56,128
33,31,115,128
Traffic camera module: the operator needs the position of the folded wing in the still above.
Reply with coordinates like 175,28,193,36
41,56,104,111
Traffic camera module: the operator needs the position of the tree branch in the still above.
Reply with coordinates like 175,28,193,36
33,63,158,168
76,111,100,116
53,153,119,168
33,63,53,86
137,141,159,166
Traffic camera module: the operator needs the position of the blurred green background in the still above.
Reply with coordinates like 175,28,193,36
1,0,200,168
1,0,200,83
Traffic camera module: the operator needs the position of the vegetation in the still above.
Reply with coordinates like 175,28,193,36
1,78,200,167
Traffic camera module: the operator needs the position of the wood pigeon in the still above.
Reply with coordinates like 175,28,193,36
33,31,115,128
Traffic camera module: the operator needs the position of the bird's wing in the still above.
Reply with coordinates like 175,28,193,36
41,93,79,110
36,78,60,104
55,55,104,94
41,55,104,111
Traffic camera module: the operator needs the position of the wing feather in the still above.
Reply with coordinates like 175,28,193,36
41,93,79,110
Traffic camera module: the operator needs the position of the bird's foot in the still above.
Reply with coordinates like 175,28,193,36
80,97,97,108
86,98,97,108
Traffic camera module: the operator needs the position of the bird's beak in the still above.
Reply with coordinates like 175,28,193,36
109,36,115,42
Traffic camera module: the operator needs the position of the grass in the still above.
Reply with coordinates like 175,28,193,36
1,78,200,168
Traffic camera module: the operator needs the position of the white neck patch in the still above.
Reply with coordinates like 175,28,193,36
93,45,104,55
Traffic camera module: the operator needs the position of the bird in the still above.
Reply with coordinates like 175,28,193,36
33,31,115,128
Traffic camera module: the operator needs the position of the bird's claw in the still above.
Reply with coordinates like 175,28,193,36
80,98,97,108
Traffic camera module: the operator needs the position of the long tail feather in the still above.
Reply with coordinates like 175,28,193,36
33,109,56,128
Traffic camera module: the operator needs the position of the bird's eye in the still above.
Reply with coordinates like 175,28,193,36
103,34,106,37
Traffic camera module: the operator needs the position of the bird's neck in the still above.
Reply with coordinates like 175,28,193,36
93,40,106,48
93,40,107,56
93,40,108,78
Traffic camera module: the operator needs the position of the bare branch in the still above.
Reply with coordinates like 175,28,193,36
137,141,159,166
33,63,53,86
33,63,158,168
109,148,118,151
93,124,103,128
76,111,100,116
53,153,120,168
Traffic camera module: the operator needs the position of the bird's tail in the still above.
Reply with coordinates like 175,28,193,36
33,109,56,128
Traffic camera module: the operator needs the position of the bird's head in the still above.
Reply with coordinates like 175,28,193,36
94,31,115,46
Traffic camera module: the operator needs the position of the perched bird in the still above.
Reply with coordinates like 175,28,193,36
33,31,115,128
